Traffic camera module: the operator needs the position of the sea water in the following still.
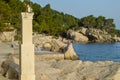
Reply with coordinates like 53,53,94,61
73,42,120,62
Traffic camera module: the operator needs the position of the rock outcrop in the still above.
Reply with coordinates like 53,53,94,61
42,39,67,52
42,42,52,51
67,29,89,43
33,35,52,48
50,39,67,52
0,55,19,79
0,30,16,42
33,35,67,52
64,43,79,60
1,56,120,80
67,28,120,43
86,28,114,42
113,36,120,42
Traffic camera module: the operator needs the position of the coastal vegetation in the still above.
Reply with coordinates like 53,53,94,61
0,0,120,37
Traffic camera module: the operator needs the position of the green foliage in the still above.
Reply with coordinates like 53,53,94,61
31,3,79,36
104,19,115,31
0,0,26,32
0,22,4,32
78,15,120,36
8,0,26,30
96,16,105,29
0,1,12,23
80,15,96,28
108,29,120,37
0,0,119,37
79,15,116,31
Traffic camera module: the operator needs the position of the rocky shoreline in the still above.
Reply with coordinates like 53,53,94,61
1,54,120,80
67,28,120,43
0,33,120,80
0,42,120,80
35,60,120,80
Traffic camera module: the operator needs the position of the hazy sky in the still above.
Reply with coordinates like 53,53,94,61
31,0,120,29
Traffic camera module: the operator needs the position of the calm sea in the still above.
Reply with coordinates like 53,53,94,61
73,42,120,62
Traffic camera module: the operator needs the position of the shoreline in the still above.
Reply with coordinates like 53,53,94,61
1,54,120,80
0,42,120,80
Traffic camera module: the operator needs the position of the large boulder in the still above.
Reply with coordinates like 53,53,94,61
50,39,67,52
43,42,52,51
33,35,52,47
67,30,88,43
74,32,89,42
0,55,19,79
64,43,79,60
42,39,67,52
33,35,67,52
79,27,87,35
0,30,16,42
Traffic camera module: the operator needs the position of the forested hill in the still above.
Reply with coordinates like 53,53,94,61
0,0,120,37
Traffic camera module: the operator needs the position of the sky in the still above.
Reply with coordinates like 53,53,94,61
30,0,120,29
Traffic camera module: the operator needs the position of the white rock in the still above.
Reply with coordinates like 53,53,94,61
64,43,79,60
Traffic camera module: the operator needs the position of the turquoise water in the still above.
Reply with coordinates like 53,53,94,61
73,42,120,62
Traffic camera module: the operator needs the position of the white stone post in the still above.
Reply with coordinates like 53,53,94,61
20,12,35,80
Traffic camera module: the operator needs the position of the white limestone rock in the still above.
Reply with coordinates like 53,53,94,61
64,43,79,60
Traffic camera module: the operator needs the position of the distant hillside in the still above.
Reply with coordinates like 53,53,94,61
0,0,120,37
